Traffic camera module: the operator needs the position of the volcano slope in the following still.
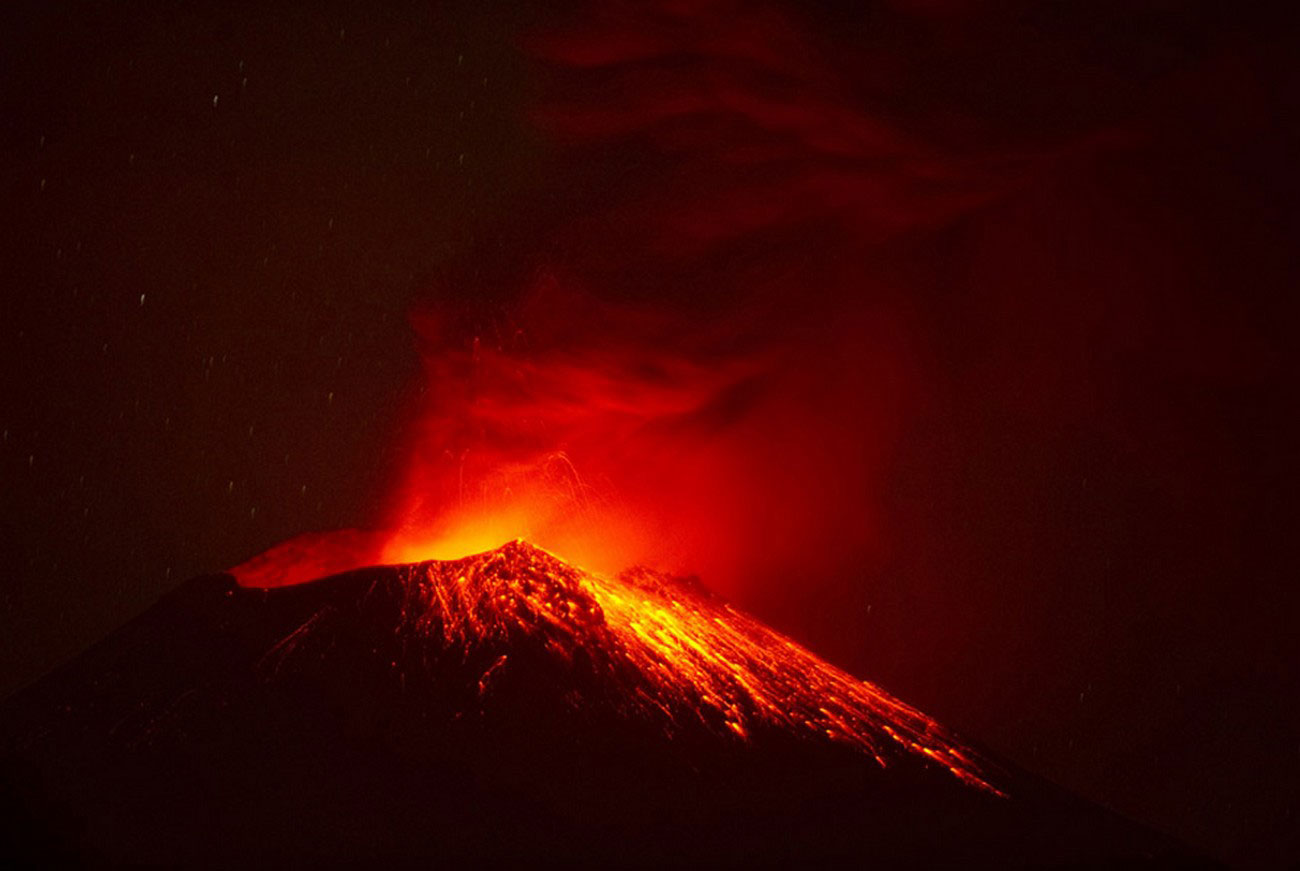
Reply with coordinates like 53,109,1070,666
1,540,1207,867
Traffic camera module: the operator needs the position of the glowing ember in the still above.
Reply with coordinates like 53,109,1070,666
234,537,1003,795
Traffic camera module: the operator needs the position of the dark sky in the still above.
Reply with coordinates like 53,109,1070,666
3,1,1297,867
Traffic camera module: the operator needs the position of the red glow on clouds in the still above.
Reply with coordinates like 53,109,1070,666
232,0,1017,595
234,284,919,598
372,283,918,598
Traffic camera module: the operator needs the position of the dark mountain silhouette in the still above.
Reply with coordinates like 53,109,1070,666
1,541,1211,867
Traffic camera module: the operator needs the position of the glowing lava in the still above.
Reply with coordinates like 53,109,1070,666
232,537,1003,795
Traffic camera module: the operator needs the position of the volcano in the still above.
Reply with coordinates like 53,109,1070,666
2,540,1206,867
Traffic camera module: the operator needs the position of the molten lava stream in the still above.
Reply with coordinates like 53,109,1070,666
231,535,1004,796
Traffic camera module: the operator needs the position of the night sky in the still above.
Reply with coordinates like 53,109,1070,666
3,1,1297,867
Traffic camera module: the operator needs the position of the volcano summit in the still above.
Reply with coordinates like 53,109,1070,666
2,541,1205,866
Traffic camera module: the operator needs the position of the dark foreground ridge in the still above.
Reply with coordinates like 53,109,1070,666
2,542,1212,867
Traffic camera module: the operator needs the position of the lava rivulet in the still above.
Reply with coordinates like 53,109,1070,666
234,538,1003,795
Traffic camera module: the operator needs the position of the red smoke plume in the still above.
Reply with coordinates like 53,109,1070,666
378,280,914,595
235,1,1032,595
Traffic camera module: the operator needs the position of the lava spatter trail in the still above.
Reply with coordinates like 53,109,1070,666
237,538,1003,795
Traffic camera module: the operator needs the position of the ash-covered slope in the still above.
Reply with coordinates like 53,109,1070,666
2,541,1206,867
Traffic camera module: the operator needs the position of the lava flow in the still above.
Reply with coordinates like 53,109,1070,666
233,536,1003,796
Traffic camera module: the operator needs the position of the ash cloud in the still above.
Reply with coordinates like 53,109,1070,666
383,1,1061,595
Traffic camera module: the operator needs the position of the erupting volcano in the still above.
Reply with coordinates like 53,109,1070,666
245,538,1001,793
2,533,1201,866
3,0,1260,864
0,238,1206,866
